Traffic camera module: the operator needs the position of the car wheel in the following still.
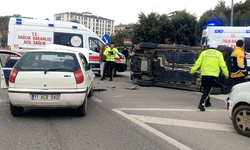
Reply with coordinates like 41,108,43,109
76,96,87,117
88,85,93,97
10,103,24,116
232,105,250,137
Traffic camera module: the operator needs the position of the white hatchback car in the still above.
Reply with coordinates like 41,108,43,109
227,82,250,137
0,47,94,117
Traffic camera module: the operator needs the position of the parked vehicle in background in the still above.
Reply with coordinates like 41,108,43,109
227,82,250,137
7,16,126,75
0,45,95,117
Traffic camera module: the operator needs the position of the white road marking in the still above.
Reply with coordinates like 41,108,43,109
194,92,229,101
119,108,227,112
130,115,233,132
91,96,103,103
113,109,192,150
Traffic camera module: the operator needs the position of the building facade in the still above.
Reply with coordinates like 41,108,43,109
114,24,133,36
54,12,115,38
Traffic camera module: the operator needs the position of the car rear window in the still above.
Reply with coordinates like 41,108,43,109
15,52,80,72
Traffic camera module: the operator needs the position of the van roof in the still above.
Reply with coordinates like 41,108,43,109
10,17,88,31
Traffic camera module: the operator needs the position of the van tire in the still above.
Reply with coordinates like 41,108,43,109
10,103,24,116
76,96,87,117
139,43,157,49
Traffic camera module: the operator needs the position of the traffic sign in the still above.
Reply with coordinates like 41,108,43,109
102,34,110,45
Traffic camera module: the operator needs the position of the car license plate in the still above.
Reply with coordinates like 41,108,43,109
31,94,60,100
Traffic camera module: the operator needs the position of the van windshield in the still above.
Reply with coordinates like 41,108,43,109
15,52,80,72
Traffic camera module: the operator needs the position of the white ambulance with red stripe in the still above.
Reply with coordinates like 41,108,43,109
7,16,127,75
201,26,250,74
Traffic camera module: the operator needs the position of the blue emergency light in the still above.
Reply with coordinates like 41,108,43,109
13,14,22,18
246,30,250,33
48,24,54,27
70,19,79,23
16,18,22,25
215,29,223,33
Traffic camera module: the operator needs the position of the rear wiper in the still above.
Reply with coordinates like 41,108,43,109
44,68,72,74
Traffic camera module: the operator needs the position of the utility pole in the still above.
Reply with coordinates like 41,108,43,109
231,0,234,26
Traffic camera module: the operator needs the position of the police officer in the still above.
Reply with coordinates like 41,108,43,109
190,41,229,111
231,40,249,84
101,42,118,81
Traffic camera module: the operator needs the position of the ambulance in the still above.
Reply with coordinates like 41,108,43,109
7,16,127,75
201,26,250,73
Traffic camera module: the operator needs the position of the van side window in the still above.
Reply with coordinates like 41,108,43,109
89,38,105,53
54,32,83,48
79,53,90,70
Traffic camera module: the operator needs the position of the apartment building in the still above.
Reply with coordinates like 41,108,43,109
54,12,115,38
114,24,133,36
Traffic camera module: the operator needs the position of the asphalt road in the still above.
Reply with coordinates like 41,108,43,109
0,71,249,150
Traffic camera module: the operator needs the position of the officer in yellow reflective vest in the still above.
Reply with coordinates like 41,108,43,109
190,41,229,111
101,42,118,81
231,40,249,84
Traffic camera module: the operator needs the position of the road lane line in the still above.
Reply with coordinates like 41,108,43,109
130,115,233,132
112,109,192,150
119,108,227,112
91,96,103,103
194,92,229,101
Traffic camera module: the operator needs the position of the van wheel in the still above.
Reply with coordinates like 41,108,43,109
76,96,87,117
10,103,24,116
232,105,250,137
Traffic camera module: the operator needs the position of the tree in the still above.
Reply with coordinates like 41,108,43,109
110,32,130,47
131,12,172,44
169,10,197,46
195,10,228,44
0,16,11,46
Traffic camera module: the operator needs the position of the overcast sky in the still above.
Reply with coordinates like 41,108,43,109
0,0,244,25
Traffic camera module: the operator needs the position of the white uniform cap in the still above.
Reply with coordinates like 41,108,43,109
209,41,218,49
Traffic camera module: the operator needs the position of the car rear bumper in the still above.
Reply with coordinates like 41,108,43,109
8,88,87,108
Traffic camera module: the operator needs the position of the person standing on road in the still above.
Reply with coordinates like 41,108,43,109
231,40,249,84
190,41,229,111
99,45,108,79
101,42,118,81
122,46,129,61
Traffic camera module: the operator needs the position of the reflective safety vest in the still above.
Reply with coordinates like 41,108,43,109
231,46,248,78
81,59,86,67
103,47,118,62
190,49,229,77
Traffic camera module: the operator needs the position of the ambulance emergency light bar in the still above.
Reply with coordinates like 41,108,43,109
70,19,79,23
13,14,22,18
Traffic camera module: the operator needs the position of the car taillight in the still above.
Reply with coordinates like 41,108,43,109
74,69,84,84
9,68,18,83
